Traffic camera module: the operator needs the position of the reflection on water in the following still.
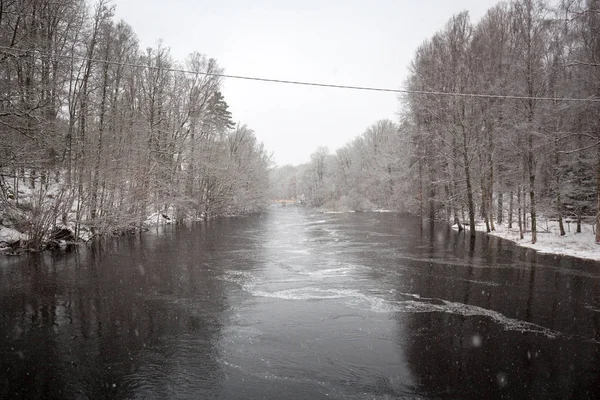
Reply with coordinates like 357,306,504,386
1,207,599,399
401,223,600,399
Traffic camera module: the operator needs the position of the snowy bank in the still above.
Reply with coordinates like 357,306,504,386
456,220,600,262
0,227,28,252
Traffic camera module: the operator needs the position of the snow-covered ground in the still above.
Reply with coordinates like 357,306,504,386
458,219,600,261
0,227,27,250
0,172,176,252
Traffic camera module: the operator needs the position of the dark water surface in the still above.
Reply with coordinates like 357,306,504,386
1,207,600,399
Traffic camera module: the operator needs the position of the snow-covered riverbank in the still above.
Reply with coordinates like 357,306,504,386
0,226,27,244
457,220,600,262
0,175,172,253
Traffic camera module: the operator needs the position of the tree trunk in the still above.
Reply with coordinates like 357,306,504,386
508,191,513,229
518,186,524,239
596,144,600,243
463,136,476,237
528,138,537,244
558,192,566,236
487,123,495,231
523,185,527,232
428,161,436,222
90,37,111,233
497,193,503,225
418,158,423,220
482,191,490,233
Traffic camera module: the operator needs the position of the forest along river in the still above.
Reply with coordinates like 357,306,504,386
1,207,600,399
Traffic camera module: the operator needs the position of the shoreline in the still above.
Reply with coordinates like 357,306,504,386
5,206,600,262
0,209,264,256
455,220,600,262
319,206,600,262
314,206,600,262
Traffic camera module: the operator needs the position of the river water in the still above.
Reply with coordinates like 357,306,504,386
1,206,599,399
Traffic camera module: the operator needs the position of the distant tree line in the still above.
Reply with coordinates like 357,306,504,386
0,0,270,249
270,119,411,212
274,0,600,244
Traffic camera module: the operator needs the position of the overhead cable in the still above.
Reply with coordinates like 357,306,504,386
1,45,599,103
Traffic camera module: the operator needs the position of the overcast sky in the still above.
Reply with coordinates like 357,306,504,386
113,0,500,166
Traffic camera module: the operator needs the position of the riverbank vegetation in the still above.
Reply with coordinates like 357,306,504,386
0,0,270,251
273,0,600,248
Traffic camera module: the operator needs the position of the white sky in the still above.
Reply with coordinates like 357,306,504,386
112,0,500,166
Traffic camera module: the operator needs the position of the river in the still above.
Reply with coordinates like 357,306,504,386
1,206,599,399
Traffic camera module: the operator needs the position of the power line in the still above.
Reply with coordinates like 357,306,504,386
1,44,599,103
